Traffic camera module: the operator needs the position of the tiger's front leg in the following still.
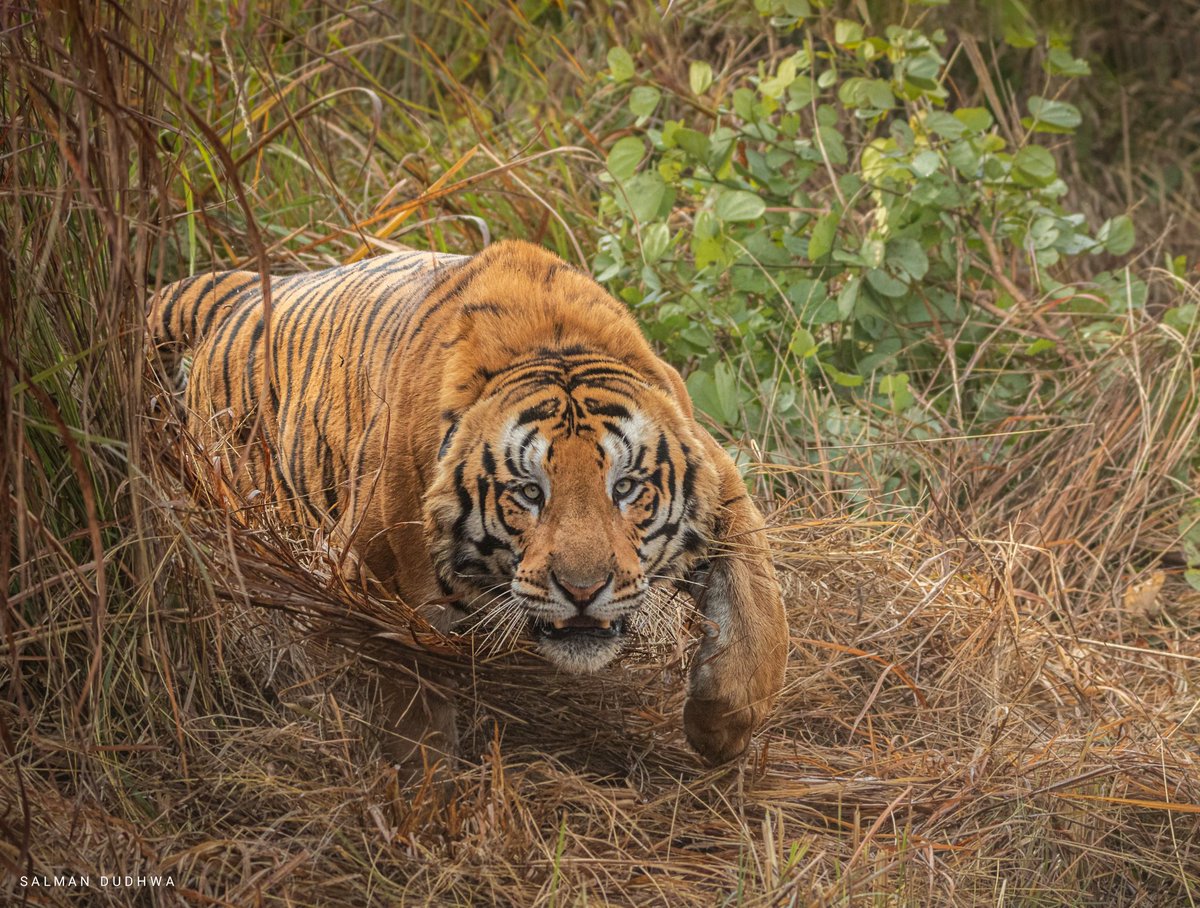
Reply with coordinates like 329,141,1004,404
683,447,789,765
345,534,461,780
378,673,459,781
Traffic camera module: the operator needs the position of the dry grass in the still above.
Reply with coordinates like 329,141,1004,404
3,0,1200,905
8,411,1200,905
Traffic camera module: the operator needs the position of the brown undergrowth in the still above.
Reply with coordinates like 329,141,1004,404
6,373,1200,905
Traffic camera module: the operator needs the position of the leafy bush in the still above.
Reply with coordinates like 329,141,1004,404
592,6,1145,445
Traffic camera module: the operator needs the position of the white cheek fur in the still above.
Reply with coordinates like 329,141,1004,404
602,409,650,497
500,416,551,501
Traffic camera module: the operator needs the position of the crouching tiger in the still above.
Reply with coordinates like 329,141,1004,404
148,240,788,768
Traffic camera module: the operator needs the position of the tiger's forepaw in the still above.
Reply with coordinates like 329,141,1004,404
683,694,761,765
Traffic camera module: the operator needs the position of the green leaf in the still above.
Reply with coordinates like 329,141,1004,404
836,276,861,319
1012,145,1057,187
713,362,741,424
732,87,757,121
625,172,669,222
658,157,683,183
866,268,908,297
905,52,942,86
861,237,885,268
693,208,719,240
911,149,940,177
787,76,817,107
816,125,848,165
1097,215,1135,255
947,140,981,176
714,189,765,223
1003,22,1037,47
840,78,893,112
834,20,864,47
674,128,710,161
924,111,965,138
1164,304,1198,334
1045,46,1090,77
689,61,713,95
642,222,671,262
821,361,864,387
807,210,839,260
1027,217,1058,251
1026,96,1081,132
687,362,741,424
629,86,661,118
760,56,797,100
878,372,913,409
789,326,818,358
1003,0,1041,47
787,278,829,316
693,235,727,270
865,79,893,111
607,47,635,82
954,107,993,133
1001,0,1037,48
606,136,645,181
708,127,738,176
886,237,929,280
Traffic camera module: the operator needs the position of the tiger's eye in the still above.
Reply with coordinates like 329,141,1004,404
521,482,543,502
613,477,635,498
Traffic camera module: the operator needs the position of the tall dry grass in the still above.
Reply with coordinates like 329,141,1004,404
2,1,1199,905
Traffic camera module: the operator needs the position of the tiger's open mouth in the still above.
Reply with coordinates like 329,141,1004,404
530,615,626,640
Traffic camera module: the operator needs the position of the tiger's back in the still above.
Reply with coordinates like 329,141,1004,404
149,249,468,534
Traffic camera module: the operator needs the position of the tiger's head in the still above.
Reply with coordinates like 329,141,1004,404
424,343,722,673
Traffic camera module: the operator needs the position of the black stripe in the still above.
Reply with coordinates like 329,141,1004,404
462,302,504,316
157,273,209,341
200,273,259,336
321,439,339,518
584,399,631,419
242,315,267,412
438,422,458,459
213,293,262,409
337,263,424,470
517,398,561,425
406,257,482,347
275,272,344,433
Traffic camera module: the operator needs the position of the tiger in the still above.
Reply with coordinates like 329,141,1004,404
148,240,789,769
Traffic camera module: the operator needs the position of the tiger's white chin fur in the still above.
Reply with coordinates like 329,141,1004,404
535,632,627,674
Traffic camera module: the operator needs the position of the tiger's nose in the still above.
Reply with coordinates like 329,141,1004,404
551,572,612,611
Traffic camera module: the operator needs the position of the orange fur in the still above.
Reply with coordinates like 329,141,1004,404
148,241,788,766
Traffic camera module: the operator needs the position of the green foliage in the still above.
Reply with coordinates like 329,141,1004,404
1183,498,1200,592
592,10,1143,449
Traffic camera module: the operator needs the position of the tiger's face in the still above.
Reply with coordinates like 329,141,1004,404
424,351,718,672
